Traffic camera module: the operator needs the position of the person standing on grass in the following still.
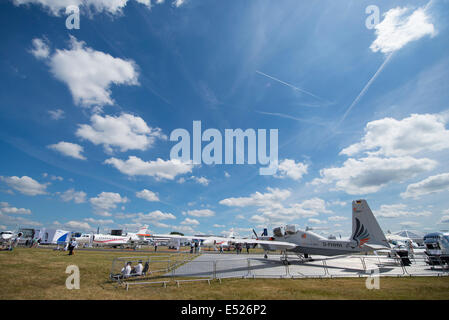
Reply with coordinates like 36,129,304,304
68,238,77,255
154,241,158,252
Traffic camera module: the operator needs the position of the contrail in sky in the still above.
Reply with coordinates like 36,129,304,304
337,52,394,126
256,70,324,101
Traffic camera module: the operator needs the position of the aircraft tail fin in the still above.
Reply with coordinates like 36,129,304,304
137,225,150,236
351,200,388,248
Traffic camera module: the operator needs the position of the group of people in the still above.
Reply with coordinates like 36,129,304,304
24,238,41,248
190,241,201,254
120,260,147,278
222,243,251,254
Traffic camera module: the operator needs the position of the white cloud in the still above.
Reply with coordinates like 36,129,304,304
136,210,176,221
60,189,87,203
370,6,436,54
90,192,128,216
0,202,31,215
64,220,91,231
313,156,437,195
0,176,48,196
328,216,348,222
42,36,139,108
172,0,185,8
48,109,65,120
13,0,152,16
76,113,165,153
84,217,114,225
48,141,86,160
276,159,308,181
399,221,420,227
374,203,431,218
115,213,137,219
30,38,50,59
224,171,230,178
191,176,209,186
213,224,225,228
181,218,199,226
401,173,449,199
0,212,42,228
439,216,449,224
183,209,215,217
136,189,160,202
308,218,327,225
105,156,194,180
341,114,449,157
219,187,291,207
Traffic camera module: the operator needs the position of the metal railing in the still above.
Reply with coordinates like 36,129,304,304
110,254,449,289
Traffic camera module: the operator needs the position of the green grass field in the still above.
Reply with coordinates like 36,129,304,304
1,248,449,300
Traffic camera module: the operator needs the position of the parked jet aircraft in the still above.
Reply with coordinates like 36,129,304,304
423,232,449,265
74,226,150,248
202,230,237,250
151,199,390,263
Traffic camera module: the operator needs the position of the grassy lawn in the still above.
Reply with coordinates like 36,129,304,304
1,248,449,300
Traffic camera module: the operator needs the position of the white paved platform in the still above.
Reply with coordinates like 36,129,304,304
171,253,449,279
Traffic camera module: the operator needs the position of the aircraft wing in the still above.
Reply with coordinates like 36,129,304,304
150,234,297,250
362,243,391,251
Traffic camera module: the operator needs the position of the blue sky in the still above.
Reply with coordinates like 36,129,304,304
1,0,449,237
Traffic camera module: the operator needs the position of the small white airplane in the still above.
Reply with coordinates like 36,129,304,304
0,230,23,251
75,226,150,248
385,233,426,256
201,230,238,250
150,199,392,264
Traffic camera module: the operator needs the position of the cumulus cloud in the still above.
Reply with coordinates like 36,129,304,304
223,188,332,226
48,141,86,160
0,212,42,228
64,220,91,231
370,6,436,54
183,209,215,217
312,156,436,195
439,216,449,224
181,218,199,226
12,0,153,16
30,38,50,59
136,210,176,221
35,36,139,108
60,189,87,203
48,109,65,120
328,215,348,222
191,176,209,186
219,187,291,207
105,156,194,180
374,203,431,218
76,113,165,153
308,218,327,225
90,192,128,216
136,189,160,202
0,176,48,196
0,202,31,215
83,217,114,225
341,114,449,157
401,173,449,199
276,159,308,181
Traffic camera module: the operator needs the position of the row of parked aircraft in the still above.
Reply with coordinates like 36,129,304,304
1,199,448,265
